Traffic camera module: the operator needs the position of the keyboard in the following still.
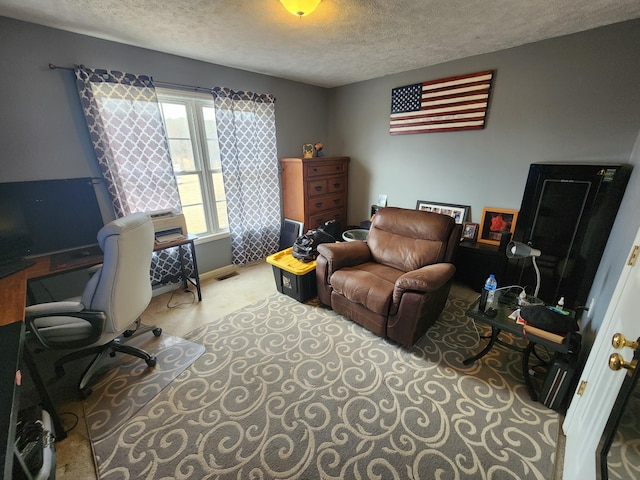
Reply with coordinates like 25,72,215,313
0,258,36,280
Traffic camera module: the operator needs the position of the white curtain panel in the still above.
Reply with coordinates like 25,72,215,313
75,67,192,285
212,87,281,265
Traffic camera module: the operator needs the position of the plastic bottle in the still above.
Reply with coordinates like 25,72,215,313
556,296,565,311
479,274,498,312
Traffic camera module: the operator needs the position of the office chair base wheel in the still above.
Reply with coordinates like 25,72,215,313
123,329,134,337
55,366,65,378
146,356,157,368
79,386,92,399
152,327,162,337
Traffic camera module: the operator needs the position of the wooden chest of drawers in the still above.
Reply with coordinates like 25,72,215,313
279,156,350,231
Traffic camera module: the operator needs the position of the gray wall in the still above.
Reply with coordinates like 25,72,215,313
3,16,640,335
328,19,640,333
0,16,330,273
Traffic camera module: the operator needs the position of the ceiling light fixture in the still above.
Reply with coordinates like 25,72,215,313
280,0,321,17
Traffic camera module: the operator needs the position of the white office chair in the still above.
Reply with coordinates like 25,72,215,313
25,212,162,398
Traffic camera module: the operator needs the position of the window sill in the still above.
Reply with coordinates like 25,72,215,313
193,230,230,245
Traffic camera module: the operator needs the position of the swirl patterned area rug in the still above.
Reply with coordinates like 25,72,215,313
92,294,559,479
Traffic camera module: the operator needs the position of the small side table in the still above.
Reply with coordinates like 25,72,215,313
464,291,580,403
154,234,202,301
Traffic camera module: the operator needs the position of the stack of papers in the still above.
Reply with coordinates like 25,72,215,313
155,233,186,243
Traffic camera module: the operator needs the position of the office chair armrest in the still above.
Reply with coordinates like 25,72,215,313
25,310,107,350
25,301,85,318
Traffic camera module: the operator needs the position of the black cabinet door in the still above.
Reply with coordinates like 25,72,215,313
507,163,632,309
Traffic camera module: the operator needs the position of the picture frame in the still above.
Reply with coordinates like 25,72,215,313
461,222,479,241
415,200,470,224
478,207,519,246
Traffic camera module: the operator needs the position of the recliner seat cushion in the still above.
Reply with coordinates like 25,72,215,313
330,262,403,315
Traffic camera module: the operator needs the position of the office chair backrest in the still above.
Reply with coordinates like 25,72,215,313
81,212,154,334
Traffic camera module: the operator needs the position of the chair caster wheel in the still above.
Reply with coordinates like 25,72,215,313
153,327,162,337
123,329,134,337
146,356,157,368
79,387,92,399
55,366,65,378
110,351,116,357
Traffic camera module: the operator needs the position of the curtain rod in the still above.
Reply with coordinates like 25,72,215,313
48,63,214,93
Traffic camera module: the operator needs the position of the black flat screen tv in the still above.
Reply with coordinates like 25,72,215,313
0,178,105,261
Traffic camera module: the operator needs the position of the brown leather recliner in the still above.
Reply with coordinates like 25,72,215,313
316,207,461,347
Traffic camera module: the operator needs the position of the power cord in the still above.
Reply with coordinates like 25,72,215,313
59,411,79,434
167,287,196,309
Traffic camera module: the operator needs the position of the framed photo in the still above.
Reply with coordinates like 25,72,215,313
415,200,470,224
478,207,519,246
461,222,479,241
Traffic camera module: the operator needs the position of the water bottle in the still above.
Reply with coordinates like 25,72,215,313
479,274,498,312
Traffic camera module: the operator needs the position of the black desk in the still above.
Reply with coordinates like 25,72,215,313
153,234,202,302
463,291,579,401
0,322,24,479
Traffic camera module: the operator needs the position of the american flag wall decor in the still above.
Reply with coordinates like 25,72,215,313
389,70,494,135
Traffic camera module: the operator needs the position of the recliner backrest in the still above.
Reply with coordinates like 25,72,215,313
367,207,456,272
81,212,154,334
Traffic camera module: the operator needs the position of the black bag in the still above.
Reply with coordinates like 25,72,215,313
292,223,336,262
520,305,579,333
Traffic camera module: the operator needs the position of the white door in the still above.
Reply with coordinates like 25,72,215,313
562,226,640,479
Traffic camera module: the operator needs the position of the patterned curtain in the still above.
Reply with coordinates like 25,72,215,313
75,67,192,286
212,87,281,265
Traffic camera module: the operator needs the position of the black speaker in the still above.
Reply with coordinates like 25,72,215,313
540,353,578,412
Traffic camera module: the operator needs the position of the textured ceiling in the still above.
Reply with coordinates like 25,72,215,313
2,0,640,87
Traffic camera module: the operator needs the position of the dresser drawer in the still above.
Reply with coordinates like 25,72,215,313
307,179,328,197
307,193,345,214
326,176,346,193
304,161,347,178
308,209,346,230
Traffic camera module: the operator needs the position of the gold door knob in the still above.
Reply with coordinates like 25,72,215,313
612,333,639,350
609,353,636,371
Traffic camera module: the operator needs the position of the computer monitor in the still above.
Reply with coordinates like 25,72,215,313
0,178,105,261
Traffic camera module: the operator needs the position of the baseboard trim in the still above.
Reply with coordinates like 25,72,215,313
200,265,237,281
151,265,237,297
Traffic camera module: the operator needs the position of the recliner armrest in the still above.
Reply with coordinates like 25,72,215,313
393,263,456,301
317,242,371,270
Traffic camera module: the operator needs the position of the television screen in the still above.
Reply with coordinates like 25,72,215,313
0,178,105,260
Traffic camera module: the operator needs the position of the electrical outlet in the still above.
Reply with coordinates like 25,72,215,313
587,298,596,320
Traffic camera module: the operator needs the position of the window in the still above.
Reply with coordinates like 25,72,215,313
156,88,228,237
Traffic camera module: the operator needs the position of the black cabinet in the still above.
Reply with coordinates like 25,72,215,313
505,163,632,310
455,240,508,291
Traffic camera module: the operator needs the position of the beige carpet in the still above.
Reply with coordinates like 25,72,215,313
89,293,559,479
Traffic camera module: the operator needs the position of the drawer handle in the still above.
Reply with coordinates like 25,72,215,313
312,168,318,172
315,186,322,191
333,199,340,204
333,183,341,188
315,202,323,208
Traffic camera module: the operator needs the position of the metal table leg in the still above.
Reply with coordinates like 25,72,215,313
463,326,501,365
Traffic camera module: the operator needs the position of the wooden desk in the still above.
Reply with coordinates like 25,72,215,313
0,236,201,475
